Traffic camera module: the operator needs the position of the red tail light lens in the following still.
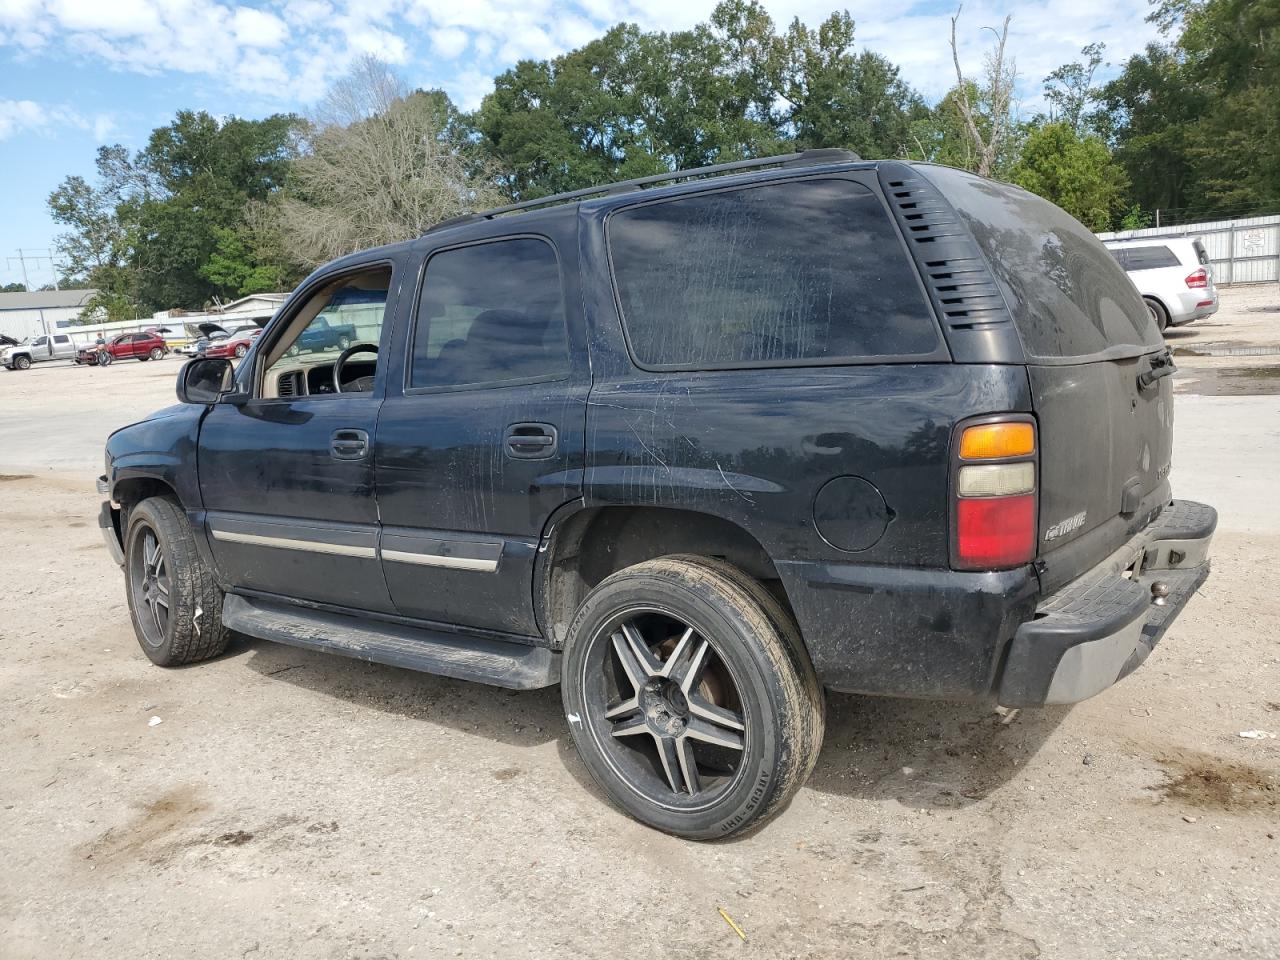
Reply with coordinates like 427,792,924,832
952,418,1038,571
955,495,1037,569
1185,268,1208,289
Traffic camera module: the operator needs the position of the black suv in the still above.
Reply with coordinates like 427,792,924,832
98,152,1215,838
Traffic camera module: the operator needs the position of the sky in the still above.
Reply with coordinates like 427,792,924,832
0,0,1164,290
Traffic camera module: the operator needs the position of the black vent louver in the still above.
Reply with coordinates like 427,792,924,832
877,162,1024,364
278,371,298,397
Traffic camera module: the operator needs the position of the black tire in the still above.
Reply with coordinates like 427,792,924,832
98,351,113,366
337,335,352,351
14,355,31,370
561,555,824,839
124,496,229,667
149,346,165,361
234,343,248,358
1145,297,1169,334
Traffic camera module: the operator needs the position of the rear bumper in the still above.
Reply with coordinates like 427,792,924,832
997,499,1216,706
1168,290,1219,325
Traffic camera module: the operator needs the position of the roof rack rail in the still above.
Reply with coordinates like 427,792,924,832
423,148,863,234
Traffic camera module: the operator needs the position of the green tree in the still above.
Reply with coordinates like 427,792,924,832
48,145,145,320
1010,122,1130,229
1103,0,1279,221
777,12,927,157
1,282,26,292
1043,42,1108,137
132,110,297,309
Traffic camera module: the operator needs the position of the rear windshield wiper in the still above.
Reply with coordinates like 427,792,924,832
1137,350,1176,391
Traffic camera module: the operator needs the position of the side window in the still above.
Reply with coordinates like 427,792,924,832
607,178,940,369
53,335,69,344
410,238,568,389
261,266,392,395
32,336,46,347
1124,246,1180,270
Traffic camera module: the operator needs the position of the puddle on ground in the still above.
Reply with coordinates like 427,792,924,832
1175,365,1280,396
1153,752,1278,812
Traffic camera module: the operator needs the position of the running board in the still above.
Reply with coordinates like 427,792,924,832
221,593,560,689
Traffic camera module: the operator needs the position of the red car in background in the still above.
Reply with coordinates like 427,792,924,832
205,326,263,359
76,331,169,366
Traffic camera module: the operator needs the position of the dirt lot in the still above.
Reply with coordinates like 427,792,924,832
1,288,1278,959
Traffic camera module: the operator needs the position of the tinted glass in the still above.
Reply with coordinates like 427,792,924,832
1123,246,1180,270
608,179,940,368
53,335,69,343
411,238,568,388
923,165,1162,360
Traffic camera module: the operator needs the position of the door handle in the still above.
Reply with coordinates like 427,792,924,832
505,423,558,459
330,428,369,460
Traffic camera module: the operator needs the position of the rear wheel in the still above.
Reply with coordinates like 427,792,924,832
124,496,229,666
1145,297,1169,333
149,346,165,360
234,343,248,358
561,555,824,839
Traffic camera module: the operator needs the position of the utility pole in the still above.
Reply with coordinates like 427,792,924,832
6,249,60,291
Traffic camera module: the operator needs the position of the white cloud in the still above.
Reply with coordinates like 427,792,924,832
0,0,1167,114
0,98,49,139
0,96,115,141
230,7,288,48
430,26,468,59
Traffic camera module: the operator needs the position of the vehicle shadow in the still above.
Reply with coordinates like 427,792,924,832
236,635,1070,814
236,635,564,750
804,692,1072,808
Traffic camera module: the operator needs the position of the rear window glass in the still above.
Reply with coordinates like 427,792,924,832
607,178,941,368
922,165,1161,360
1121,246,1180,270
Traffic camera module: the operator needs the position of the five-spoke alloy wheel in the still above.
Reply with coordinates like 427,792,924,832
562,555,825,839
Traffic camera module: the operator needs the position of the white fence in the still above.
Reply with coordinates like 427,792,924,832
1098,214,1280,285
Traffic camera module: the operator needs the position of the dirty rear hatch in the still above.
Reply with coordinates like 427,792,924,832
920,166,1173,592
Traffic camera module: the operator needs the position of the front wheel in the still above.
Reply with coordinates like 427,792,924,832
97,351,113,366
14,355,31,370
561,555,825,839
124,496,229,666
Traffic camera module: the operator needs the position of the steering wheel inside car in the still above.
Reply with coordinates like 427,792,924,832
332,342,378,393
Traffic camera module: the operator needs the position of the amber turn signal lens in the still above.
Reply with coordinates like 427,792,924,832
959,422,1035,460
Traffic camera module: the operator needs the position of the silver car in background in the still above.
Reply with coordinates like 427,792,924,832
1104,237,1219,333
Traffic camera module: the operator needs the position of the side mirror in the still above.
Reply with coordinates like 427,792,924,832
177,357,236,404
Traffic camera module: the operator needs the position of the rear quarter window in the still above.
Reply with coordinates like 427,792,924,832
606,178,943,369
920,165,1162,361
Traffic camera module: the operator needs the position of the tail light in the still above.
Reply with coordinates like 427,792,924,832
952,418,1037,570
1185,268,1208,289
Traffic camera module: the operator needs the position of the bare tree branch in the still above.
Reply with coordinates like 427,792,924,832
949,6,1016,177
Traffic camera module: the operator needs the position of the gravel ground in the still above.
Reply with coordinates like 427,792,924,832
1,287,1277,959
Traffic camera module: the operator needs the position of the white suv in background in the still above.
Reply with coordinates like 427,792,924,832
1104,237,1219,333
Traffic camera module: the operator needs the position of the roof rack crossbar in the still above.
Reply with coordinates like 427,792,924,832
424,148,862,234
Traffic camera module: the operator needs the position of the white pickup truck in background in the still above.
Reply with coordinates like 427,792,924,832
1,333,78,370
